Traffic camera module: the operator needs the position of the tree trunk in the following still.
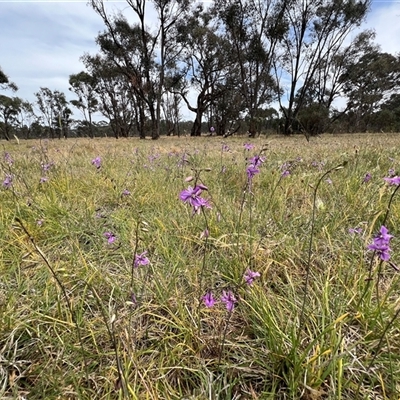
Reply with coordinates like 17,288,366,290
191,109,203,136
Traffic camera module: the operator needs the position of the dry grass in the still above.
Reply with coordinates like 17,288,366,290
1,133,400,399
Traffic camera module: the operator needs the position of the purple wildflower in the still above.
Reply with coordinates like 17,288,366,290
148,153,160,163
210,126,215,133
134,251,150,268
247,165,260,180
4,152,13,165
40,177,48,183
193,197,212,214
221,290,237,312
368,225,393,261
384,176,400,186
281,170,290,177
202,291,216,308
92,156,102,169
104,231,116,244
349,227,362,235
244,143,255,151
388,168,395,177
311,161,325,171
41,162,54,172
178,154,189,167
180,185,211,213
179,186,203,207
363,173,371,183
244,269,261,285
3,174,12,189
122,189,131,196
249,155,265,167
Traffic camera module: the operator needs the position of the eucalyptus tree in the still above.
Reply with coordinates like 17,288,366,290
89,0,192,139
293,29,377,134
275,0,371,135
151,0,192,136
18,101,36,139
212,0,286,137
34,88,55,138
161,87,182,136
82,54,136,138
306,30,376,111
34,88,71,139
69,71,99,138
0,95,22,140
53,97,73,139
175,5,238,136
211,75,244,135
340,50,400,132
378,94,400,132
89,9,157,138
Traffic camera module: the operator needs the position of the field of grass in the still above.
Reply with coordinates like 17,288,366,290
1,133,400,399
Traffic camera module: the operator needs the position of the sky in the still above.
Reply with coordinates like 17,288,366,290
1,0,400,122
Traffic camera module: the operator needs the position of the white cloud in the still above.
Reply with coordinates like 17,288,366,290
0,2,104,106
363,1,400,54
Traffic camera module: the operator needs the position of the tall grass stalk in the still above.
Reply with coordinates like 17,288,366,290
298,162,346,334
14,217,89,382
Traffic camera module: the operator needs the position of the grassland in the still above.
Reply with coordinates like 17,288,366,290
1,133,400,399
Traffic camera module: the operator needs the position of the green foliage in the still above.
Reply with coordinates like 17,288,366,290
34,87,72,139
69,71,99,139
0,66,18,92
341,51,400,132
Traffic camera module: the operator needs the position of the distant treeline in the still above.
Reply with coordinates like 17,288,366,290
2,0,400,140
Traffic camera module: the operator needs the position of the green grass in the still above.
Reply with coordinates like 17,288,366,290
1,134,400,399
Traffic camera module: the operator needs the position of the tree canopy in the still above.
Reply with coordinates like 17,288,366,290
5,0,400,139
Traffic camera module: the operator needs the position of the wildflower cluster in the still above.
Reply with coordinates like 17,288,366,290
280,161,292,177
202,269,260,311
202,290,237,311
244,268,261,285
41,161,54,172
246,154,265,180
368,226,393,261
